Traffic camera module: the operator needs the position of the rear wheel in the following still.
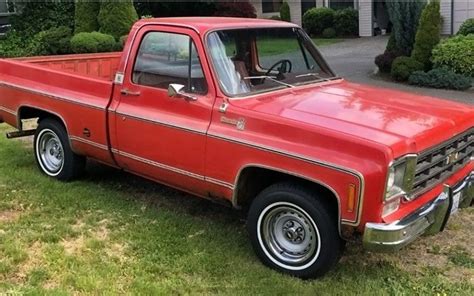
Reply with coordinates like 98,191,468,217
34,118,85,181
247,183,343,279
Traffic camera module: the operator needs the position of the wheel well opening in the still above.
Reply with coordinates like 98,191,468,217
17,107,64,130
234,167,339,219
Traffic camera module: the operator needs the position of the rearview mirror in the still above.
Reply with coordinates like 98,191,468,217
168,84,197,101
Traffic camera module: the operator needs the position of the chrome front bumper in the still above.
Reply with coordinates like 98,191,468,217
363,172,474,252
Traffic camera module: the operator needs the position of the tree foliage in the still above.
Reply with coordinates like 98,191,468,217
9,0,75,37
74,0,100,34
302,7,335,36
98,0,138,40
411,0,441,70
432,34,474,77
280,1,291,22
386,0,426,56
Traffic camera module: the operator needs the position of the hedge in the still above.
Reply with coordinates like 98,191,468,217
391,56,424,81
457,18,474,36
303,7,334,36
409,67,472,90
432,34,474,77
98,1,138,40
30,26,72,56
70,32,116,54
280,1,291,22
334,8,358,36
411,0,441,70
74,0,100,34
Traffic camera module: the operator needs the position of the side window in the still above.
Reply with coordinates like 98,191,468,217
133,31,208,94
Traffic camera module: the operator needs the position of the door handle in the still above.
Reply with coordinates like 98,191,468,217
120,89,141,96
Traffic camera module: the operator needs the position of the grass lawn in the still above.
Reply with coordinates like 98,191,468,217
0,123,473,294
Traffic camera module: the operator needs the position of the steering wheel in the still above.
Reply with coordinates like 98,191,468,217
265,59,293,76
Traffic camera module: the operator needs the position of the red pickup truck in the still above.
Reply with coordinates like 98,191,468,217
1,17,473,278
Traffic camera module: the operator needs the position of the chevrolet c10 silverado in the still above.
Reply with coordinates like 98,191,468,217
0,18,473,278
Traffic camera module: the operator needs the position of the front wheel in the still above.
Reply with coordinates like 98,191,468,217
34,118,85,181
247,183,343,279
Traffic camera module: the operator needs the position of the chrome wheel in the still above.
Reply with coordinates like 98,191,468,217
36,129,64,176
258,202,321,270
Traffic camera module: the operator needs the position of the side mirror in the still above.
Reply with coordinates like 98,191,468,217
168,84,197,101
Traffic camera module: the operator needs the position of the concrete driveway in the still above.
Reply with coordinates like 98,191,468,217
319,36,473,105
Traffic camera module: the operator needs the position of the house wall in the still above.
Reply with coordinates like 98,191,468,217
453,0,474,33
358,0,373,36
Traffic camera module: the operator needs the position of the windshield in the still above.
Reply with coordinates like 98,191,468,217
207,27,335,97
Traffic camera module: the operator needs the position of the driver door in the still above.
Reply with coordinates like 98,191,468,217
112,26,215,196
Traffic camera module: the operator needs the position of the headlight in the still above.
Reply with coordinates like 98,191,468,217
385,154,418,201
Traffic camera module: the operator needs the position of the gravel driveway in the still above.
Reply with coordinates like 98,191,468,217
319,36,473,105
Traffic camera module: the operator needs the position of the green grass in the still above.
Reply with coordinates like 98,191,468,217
0,123,473,294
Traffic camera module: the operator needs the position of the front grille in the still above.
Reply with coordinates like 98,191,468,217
412,130,474,196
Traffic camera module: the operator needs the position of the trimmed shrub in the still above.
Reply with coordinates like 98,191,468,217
75,0,100,33
280,1,291,22
391,56,424,81
375,51,402,73
432,34,474,77
386,0,426,56
457,18,474,36
0,32,31,58
70,32,116,54
334,8,358,36
98,1,138,40
322,28,337,39
303,7,335,36
386,33,399,52
214,0,257,18
115,35,129,51
409,67,472,90
30,26,72,56
411,0,441,70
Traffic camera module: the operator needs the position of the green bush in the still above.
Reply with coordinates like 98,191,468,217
213,0,257,18
30,26,72,56
334,8,358,36
322,28,337,39
98,0,138,40
411,0,441,70
375,50,402,73
432,34,474,77
0,32,30,58
74,0,100,33
391,56,424,81
386,0,426,56
409,67,472,90
280,1,291,22
70,32,116,54
457,18,474,36
303,7,335,36
115,35,129,51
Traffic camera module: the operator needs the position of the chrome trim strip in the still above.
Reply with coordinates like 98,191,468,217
114,111,206,135
208,134,365,225
0,106,17,116
112,148,205,181
0,81,106,111
206,177,235,190
69,136,109,151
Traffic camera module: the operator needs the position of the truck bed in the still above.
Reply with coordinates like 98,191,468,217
13,52,122,81
0,52,120,164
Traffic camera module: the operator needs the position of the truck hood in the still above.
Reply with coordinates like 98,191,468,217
232,80,474,157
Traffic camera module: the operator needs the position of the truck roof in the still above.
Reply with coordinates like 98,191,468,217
134,17,298,34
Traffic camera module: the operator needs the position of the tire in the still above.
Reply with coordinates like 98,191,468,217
34,118,85,181
247,183,343,279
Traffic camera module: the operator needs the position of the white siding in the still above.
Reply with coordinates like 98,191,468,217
289,1,303,26
453,0,474,33
358,0,373,36
440,0,453,34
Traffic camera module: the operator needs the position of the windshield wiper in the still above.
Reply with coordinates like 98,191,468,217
244,76,295,88
295,73,339,83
